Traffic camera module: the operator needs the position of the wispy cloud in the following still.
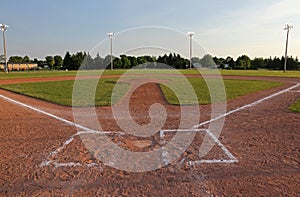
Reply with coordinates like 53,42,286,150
263,0,300,20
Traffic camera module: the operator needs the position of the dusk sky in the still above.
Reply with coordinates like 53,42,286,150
0,0,299,60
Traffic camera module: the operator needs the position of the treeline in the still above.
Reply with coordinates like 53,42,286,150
6,52,300,70
213,55,300,70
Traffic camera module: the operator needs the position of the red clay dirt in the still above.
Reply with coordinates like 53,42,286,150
0,75,299,196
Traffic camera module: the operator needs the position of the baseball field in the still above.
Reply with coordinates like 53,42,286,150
0,69,299,196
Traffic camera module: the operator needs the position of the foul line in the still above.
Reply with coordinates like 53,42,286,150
289,90,300,93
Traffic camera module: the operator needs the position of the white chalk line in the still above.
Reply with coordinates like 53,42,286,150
41,130,125,169
289,90,300,93
186,130,238,166
159,129,238,165
0,83,298,168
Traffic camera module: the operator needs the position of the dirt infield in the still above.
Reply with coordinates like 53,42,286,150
0,75,299,196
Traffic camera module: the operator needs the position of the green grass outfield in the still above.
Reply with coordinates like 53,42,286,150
289,98,300,113
0,77,283,106
161,78,283,105
0,69,299,80
0,78,129,106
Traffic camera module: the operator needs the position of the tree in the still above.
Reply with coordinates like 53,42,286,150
63,52,72,70
251,57,265,69
213,57,225,69
128,56,137,68
8,56,23,63
137,56,147,65
236,55,251,69
113,57,122,69
45,56,55,69
200,54,215,68
81,53,93,70
173,54,187,69
157,54,168,65
33,58,45,68
120,55,131,69
54,55,63,69
225,56,236,69
93,53,104,69
71,52,85,70
23,55,31,63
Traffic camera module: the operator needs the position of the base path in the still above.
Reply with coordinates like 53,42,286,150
0,75,299,196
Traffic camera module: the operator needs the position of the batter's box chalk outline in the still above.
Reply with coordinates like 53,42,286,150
39,130,114,170
160,129,238,166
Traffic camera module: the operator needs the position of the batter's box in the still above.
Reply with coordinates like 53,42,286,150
159,129,238,166
40,129,238,169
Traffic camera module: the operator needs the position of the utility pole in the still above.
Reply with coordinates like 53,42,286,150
0,24,9,73
283,24,293,73
188,32,194,69
108,32,114,70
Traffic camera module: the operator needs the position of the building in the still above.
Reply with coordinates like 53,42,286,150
0,63,38,71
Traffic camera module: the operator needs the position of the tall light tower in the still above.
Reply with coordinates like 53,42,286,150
188,32,194,69
283,24,293,73
0,24,9,73
107,32,114,70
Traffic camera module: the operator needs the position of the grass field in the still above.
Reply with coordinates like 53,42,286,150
0,69,299,80
289,98,300,112
0,77,283,106
161,78,283,104
0,78,129,106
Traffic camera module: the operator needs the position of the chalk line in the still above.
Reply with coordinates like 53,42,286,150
159,129,238,165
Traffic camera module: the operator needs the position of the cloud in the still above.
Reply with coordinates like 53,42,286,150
264,0,300,20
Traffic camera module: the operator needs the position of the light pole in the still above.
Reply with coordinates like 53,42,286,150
188,32,194,69
108,32,114,70
0,24,9,73
283,24,293,73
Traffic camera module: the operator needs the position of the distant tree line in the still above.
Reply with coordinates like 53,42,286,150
6,52,300,71
213,55,300,70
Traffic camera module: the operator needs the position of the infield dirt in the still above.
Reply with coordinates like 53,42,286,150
0,75,299,196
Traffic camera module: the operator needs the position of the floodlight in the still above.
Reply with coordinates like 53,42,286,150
283,24,293,72
188,32,195,36
188,32,195,69
1,23,9,73
108,32,114,70
0,24,9,32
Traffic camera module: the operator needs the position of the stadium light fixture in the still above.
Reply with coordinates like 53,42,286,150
108,32,114,70
188,32,195,69
0,24,9,73
283,24,293,73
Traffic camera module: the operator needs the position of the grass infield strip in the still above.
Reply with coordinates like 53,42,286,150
0,77,283,106
289,98,300,112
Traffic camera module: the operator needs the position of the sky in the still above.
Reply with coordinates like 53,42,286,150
0,0,299,60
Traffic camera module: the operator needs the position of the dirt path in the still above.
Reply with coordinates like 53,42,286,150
0,75,299,196
1,74,299,85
